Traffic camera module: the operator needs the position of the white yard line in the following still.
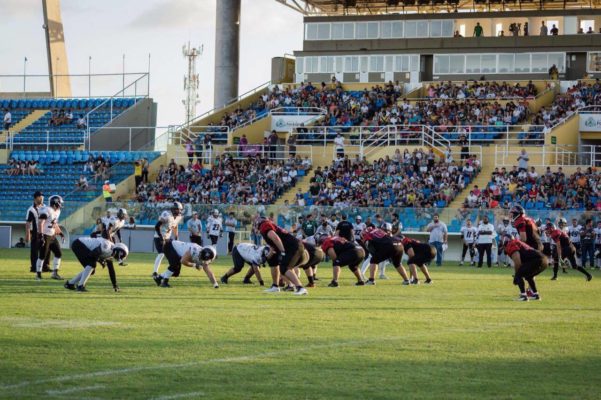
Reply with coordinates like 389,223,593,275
46,384,105,396
0,317,120,329
151,391,205,400
0,323,520,393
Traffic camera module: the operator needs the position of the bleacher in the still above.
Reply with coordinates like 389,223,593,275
3,97,139,147
0,150,160,221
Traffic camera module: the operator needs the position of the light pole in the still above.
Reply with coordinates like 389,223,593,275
88,56,92,98
23,57,28,98
122,54,125,96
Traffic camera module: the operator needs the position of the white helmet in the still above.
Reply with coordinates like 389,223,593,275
112,243,129,262
117,208,128,220
212,209,220,216
171,201,183,216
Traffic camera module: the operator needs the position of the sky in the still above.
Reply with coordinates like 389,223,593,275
0,0,303,127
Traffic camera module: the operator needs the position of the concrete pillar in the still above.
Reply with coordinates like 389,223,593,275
42,0,72,98
214,0,241,109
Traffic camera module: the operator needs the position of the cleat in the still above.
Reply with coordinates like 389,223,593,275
283,285,295,292
153,275,162,286
586,275,593,282
355,280,365,286
220,275,228,284
160,280,171,288
401,280,410,286
424,278,432,284
51,272,63,280
29,267,36,273
516,294,528,302
213,283,219,289
242,279,253,285
365,280,376,285
35,272,42,281
529,293,541,301
152,272,159,278
410,279,419,285
119,261,128,266
264,285,280,293
327,281,339,288
313,276,319,281
307,282,315,288
64,282,76,291
294,287,308,296
76,285,88,292
459,261,464,266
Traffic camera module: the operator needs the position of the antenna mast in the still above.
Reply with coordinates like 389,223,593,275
182,42,203,125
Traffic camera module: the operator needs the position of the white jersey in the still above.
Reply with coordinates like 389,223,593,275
595,228,601,245
568,225,582,243
207,216,223,236
171,240,202,260
39,206,61,236
104,216,125,239
353,222,366,241
476,223,496,244
77,237,114,260
235,243,268,266
497,223,517,238
460,226,478,244
187,219,203,236
154,211,182,239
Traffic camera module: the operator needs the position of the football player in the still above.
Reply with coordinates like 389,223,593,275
207,209,223,246
35,195,64,280
568,218,583,264
496,217,517,267
64,237,128,292
400,235,434,284
256,216,308,295
460,219,477,266
510,205,542,251
220,243,271,286
321,235,365,287
152,202,183,277
594,221,601,269
361,226,410,285
298,241,324,287
545,223,592,281
153,241,218,288
502,235,548,301
25,191,48,273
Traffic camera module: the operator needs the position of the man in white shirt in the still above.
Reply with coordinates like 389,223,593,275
460,220,478,266
568,218,583,264
334,133,345,159
3,109,12,131
224,212,238,254
476,215,495,268
426,214,448,266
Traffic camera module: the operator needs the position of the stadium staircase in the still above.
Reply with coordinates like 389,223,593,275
0,110,48,143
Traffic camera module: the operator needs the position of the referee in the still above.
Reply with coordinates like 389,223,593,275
476,216,495,268
25,191,48,273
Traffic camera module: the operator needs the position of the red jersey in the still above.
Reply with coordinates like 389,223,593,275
504,239,538,260
321,236,348,253
548,229,571,249
513,215,541,249
401,236,420,250
258,220,298,249
361,227,388,242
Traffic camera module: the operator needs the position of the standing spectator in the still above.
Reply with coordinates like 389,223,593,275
548,64,559,80
459,134,469,160
204,133,213,165
476,215,495,268
224,212,238,254
523,22,529,36
426,214,448,267
194,134,203,163
334,132,345,159
76,114,87,129
134,160,142,193
141,158,149,183
540,21,548,36
3,109,12,131
287,133,297,158
587,27,594,34
268,130,278,159
102,180,113,203
580,219,596,269
550,24,559,35
187,212,203,246
239,134,248,155
517,149,529,172
185,139,194,164
473,22,483,37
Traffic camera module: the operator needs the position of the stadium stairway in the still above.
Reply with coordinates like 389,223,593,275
447,146,496,209
0,110,48,142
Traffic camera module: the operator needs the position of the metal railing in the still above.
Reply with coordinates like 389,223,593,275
3,130,87,151
494,144,597,168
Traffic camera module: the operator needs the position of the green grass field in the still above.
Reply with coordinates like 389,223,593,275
0,248,600,400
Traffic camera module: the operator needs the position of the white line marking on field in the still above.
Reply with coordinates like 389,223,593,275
0,317,120,329
46,384,105,395
0,323,520,393
151,391,205,400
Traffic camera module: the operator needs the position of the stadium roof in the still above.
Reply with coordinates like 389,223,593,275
275,0,601,15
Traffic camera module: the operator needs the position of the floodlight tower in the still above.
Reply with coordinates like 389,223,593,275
182,43,203,125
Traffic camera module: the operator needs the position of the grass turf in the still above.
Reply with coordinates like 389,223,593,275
0,248,600,400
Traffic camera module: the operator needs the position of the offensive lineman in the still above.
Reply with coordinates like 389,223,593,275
35,195,65,280
400,235,434,284
545,223,592,281
220,243,270,285
361,226,411,285
322,235,365,287
502,235,548,301
459,220,477,266
64,237,128,292
153,241,218,288
152,202,183,278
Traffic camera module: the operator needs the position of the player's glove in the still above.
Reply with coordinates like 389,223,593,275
277,252,285,265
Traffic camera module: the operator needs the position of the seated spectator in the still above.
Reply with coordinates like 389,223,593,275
76,175,89,190
76,115,87,129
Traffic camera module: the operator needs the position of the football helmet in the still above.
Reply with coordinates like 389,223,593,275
117,208,128,220
509,205,525,222
171,201,183,216
49,195,64,209
112,243,129,262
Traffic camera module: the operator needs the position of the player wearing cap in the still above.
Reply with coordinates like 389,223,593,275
64,238,128,292
153,241,218,288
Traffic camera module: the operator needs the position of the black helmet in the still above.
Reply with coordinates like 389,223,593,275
545,222,556,234
117,208,128,220
200,246,216,261
509,205,524,222
49,195,64,209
